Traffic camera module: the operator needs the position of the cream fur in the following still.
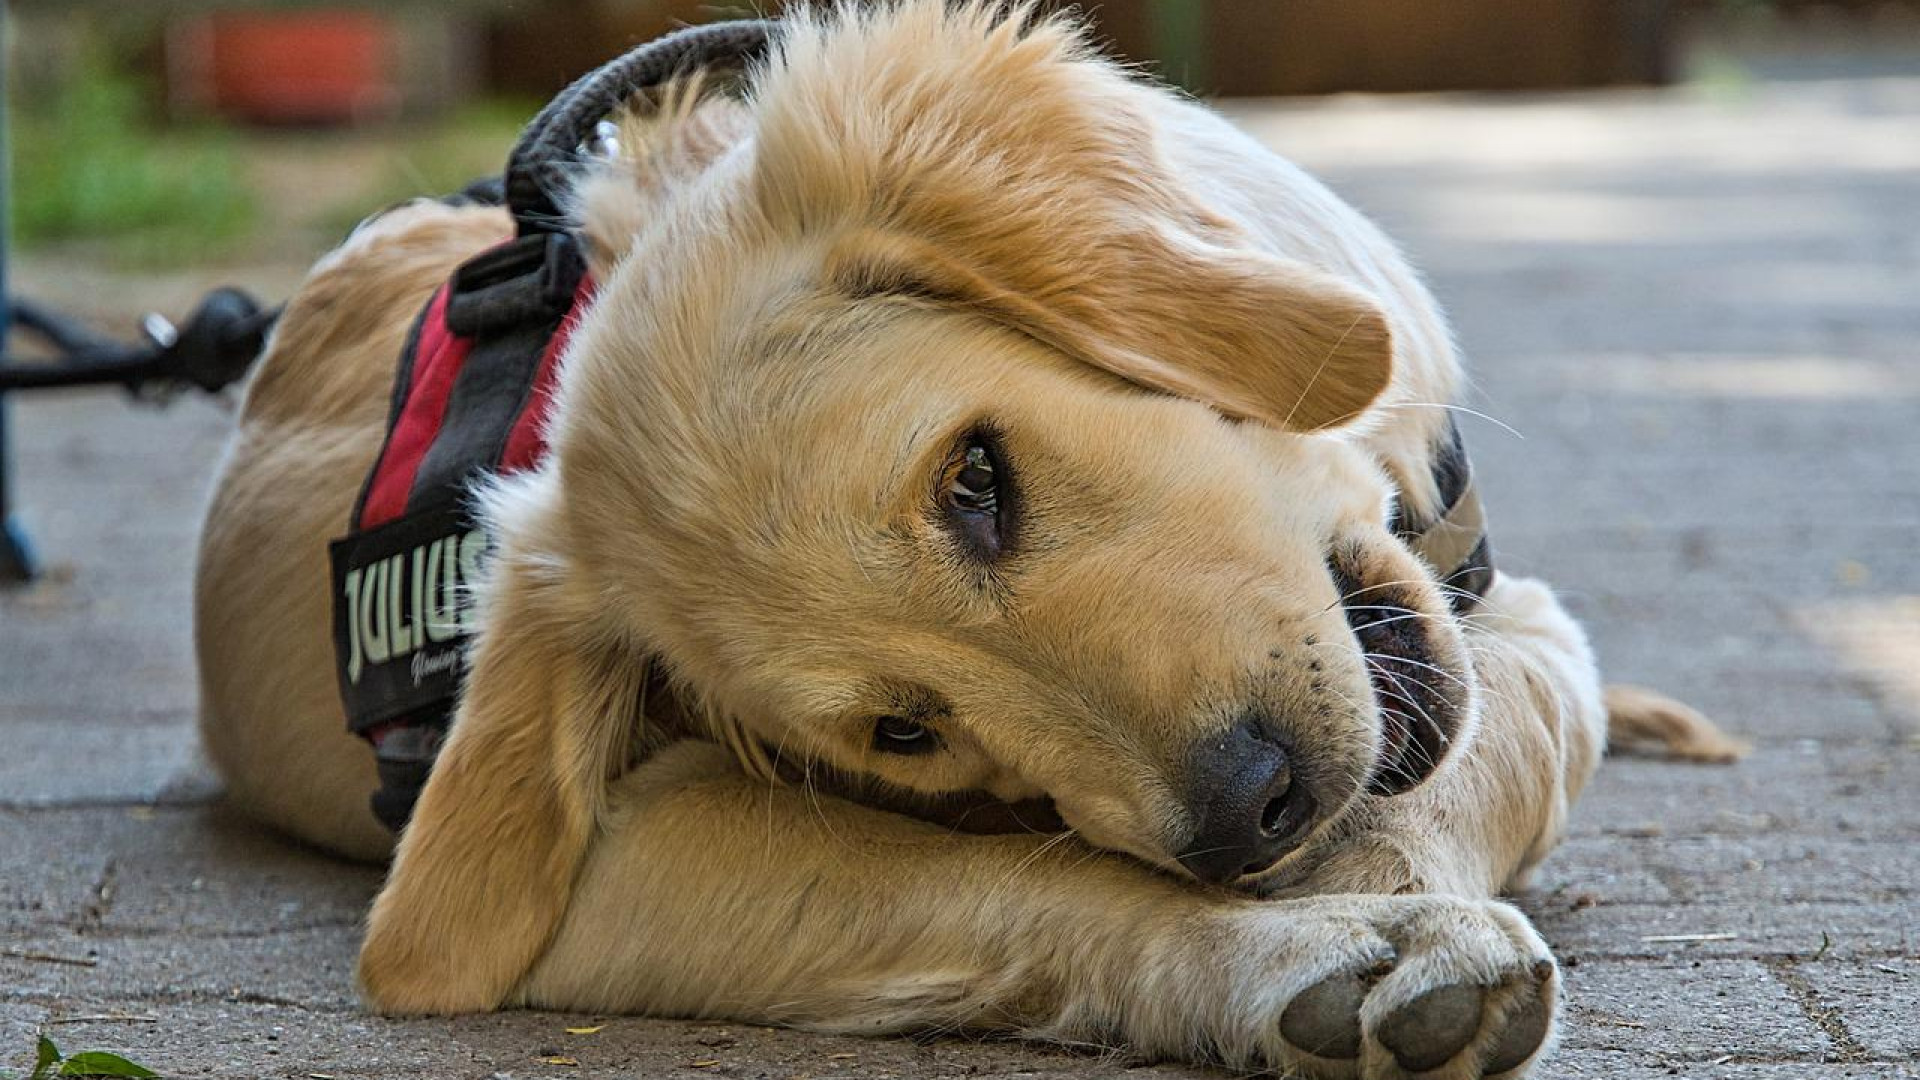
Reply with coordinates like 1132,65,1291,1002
194,5,1736,1078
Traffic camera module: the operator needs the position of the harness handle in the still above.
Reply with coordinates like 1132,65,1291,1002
504,19,776,239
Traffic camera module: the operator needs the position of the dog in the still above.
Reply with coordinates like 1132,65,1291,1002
194,4,1741,1077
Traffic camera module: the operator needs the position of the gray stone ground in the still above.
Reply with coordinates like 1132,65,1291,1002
4,68,1918,1080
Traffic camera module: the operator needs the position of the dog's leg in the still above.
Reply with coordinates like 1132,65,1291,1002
519,740,1558,1079
1277,574,1609,900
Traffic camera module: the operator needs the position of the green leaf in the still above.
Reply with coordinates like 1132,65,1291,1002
56,1052,159,1079
33,1035,63,1080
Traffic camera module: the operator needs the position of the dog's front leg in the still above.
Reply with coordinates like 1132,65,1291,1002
1277,574,1609,900
518,741,1559,1079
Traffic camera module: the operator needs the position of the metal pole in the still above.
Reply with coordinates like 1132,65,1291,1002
1,4,40,582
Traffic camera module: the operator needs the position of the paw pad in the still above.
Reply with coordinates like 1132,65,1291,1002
1378,982,1485,1073
1279,971,1367,1059
1483,978,1553,1075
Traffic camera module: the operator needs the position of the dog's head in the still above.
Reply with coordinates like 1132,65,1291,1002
523,4,1476,888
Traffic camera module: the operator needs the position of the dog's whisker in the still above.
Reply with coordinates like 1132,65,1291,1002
1307,628,1508,707
1323,577,1491,613
1374,401,1524,441
1362,650,1475,695
1279,311,1366,430
1332,609,1437,636
1373,667,1443,732
1366,656,1435,705
800,765,866,859
1318,603,1506,647
1308,632,1508,711
765,722,808,865
981,829,1083,911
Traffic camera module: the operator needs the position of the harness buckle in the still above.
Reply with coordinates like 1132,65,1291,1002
445,232,585,337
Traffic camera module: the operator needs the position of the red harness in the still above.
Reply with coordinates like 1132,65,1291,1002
358,272,590,529
329,224,593,830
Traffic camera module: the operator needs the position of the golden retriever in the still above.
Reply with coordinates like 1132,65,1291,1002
194,4,1740,1077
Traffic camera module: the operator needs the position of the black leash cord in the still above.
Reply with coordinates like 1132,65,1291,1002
1,291,278,395
505,19,775,238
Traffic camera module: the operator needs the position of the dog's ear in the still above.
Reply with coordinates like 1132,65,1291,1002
357,503,641,1013
828,227,1393,431
750,8,1393,432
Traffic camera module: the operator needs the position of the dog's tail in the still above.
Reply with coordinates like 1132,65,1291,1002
1604,684,1750,763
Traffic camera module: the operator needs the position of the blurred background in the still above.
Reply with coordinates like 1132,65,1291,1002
4,0,1918,320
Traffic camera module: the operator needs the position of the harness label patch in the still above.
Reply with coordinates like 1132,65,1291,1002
329,504,489,733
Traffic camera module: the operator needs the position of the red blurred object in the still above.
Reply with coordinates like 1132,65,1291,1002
173,11,398,124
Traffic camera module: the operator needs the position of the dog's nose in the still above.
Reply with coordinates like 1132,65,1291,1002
1176,716,1314,885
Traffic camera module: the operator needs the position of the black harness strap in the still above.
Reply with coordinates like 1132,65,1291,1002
409,243,584,504
1392,419,1495,614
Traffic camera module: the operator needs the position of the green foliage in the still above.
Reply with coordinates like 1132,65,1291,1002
27,1036,159,1079
315,99,533,239
11,43,257,266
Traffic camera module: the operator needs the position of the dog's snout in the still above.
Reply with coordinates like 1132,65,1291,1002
1176,716,1316,885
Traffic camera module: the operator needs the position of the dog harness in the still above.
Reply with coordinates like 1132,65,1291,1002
328,192,595,831
323,22,774,832
324,20,1493,833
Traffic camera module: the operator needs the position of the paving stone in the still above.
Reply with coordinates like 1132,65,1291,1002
0,805,380,937
1536,900,1917,963
1,1000,1178,1080
1560,959,1828,1061
0,720,214,809
0,1003,51,1069
2,926,364,1012
1798,957,1920,1060
0,810,113,931
1597,665,1892,746
1553,1050,1919,1079
1539,834,1918,909
1561,746,1920,841
1522,840,1679,907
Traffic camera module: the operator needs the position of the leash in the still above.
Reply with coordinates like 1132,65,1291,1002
1,292,275,397
505,20,775,244
2,276,275,587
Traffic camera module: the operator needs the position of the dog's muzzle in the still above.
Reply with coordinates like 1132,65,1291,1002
1176,713,1317,884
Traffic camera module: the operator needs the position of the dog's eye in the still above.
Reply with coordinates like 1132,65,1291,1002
941,431,1015,562
949,444,998,514
873,715,940,755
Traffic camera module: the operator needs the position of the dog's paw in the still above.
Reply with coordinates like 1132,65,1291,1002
1219,895,1558,1078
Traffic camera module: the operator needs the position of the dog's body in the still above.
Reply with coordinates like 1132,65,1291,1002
195,6,1734,1077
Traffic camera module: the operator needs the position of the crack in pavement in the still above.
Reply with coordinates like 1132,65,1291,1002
2,988,353,1013
1766,958,1872,1065
74,857,119,934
